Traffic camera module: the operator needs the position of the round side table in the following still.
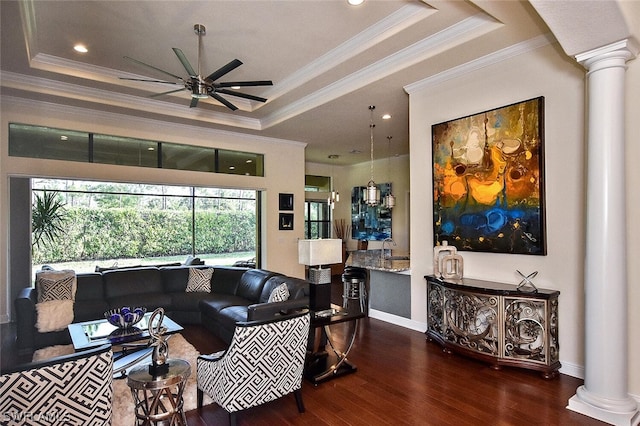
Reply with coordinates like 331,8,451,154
127,358,191,425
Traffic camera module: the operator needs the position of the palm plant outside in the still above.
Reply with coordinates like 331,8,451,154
32,191,67,250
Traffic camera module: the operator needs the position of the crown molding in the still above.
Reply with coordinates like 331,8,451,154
1,94,307,148
262,13,501,129
263,3,436,102
404,33,555,94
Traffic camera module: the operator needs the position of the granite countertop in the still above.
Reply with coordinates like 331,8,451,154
346,249,410,273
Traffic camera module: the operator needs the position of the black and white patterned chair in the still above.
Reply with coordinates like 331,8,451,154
0,344,113,425
197,310,311,426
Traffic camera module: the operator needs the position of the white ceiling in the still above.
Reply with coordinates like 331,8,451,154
0,1,630,166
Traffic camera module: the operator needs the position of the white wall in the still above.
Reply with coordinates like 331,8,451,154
0,96,307,322
306,155,410,253
408,43,591,378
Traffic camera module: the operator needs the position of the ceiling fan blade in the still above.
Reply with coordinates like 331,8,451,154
119,77,178,84
205,59,243,83
150,88,186,98
211,93,238,111
172,48,197,77
217,89,268,103
124,56,184,81
217,80,273,88
190,97,199,108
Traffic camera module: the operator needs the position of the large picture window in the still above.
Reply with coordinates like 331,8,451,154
31,179,258,274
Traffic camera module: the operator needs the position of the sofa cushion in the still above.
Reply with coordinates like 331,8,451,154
217,305,249,323
185,268,213,292
102,267,171,311
235,269,279,302
209,266,246,295
75,273,104,301
160,266,191,293
199,295,251,317
260,276,309,303
103,267,163,299
108,293,172,312
73,273,109,322
74,300,110,323
170,292,217,312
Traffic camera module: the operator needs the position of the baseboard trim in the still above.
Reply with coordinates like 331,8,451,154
368,308,586,380
368,309,427,333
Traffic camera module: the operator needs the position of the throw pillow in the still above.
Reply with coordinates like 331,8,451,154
268,282,290,303
186,268,213,293
35,270,77,333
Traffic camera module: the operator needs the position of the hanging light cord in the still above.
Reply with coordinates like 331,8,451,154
369,105,375,182
387,136,392,182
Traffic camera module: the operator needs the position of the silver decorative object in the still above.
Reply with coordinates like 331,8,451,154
516,270,538,292
148,307,169,376
441,253,464,280
433,241,463,279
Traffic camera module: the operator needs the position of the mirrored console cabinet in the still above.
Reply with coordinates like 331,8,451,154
425,275,560,379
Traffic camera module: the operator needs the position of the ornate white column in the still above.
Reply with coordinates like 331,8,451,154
568,39,639,425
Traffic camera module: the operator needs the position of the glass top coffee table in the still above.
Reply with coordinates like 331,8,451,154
68,312,183,377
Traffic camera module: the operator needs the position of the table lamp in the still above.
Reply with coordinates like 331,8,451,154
298,238,342,311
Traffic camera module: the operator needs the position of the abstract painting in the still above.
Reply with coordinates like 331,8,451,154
351,183,392,241
432,97,546,255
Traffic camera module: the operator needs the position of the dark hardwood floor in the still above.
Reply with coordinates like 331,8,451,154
1,279,604,425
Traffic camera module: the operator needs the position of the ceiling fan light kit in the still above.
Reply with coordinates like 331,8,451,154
120,24,272,111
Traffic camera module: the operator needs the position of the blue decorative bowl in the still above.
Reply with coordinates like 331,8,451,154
104,307,146,328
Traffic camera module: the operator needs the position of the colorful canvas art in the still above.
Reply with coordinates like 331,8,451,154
432,97,546,255
351,183,392,241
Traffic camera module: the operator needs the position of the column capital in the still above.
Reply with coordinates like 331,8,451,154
576,38,639,72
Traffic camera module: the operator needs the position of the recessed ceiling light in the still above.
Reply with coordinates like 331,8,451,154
231,86,241,90
348,0,364,5
246,159,253,163
229,166,236,170
147,147,155,151
382,114,392,120
60,135,68,141
74,44,88,53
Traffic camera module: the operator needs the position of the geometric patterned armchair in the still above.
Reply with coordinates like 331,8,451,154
197,310,310,426
0,344,113,426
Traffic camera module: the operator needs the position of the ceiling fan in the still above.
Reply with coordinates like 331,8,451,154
120,24,272,111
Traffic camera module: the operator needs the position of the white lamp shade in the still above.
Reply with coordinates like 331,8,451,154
298,239,343,266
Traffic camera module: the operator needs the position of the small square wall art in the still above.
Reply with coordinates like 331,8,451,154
431,96,546,255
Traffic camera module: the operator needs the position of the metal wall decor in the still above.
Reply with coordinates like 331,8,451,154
432,97,546,255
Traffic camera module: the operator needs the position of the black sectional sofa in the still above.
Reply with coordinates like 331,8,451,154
15,265,310,355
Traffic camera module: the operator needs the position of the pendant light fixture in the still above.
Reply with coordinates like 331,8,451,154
384,136,396,209
363,105,380,206
327,154,340,209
